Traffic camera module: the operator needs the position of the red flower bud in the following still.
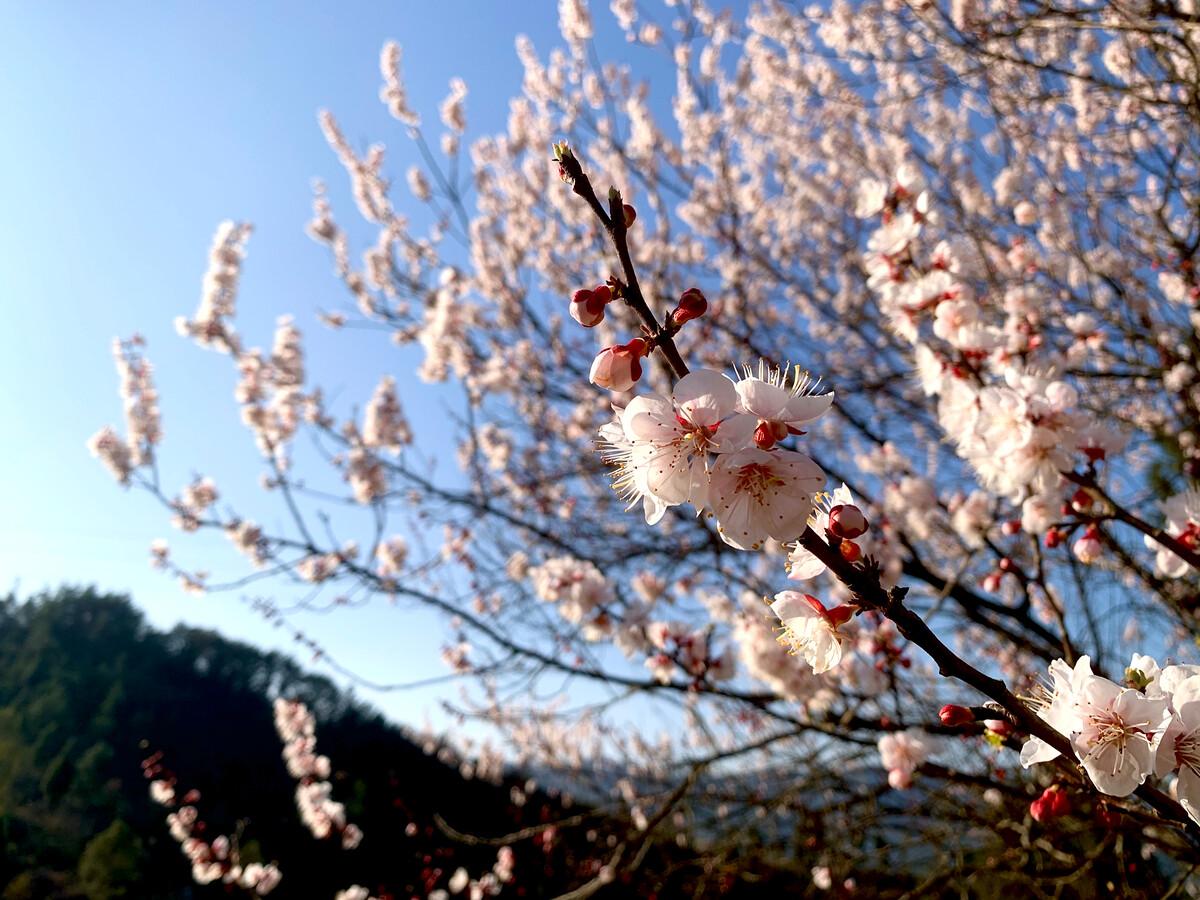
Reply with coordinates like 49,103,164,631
985,718,1013,737
1044,529,1063,549
1030,785,1071,823
1001,520,1020,536
839,539,862,563
569,289,607,327
671,288,708,326
1070,488,1094,513
829,504,869,539
592,284,612,305
589,339,648,392
623,204,637,227
1095,802,1119,828
939,704,974,727
752,419,789,450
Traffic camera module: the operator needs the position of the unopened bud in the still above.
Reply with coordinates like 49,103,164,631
839,539,862,563
1070,488,1095,513
1030,785,1071,823
939,704,974,727
753,419,789,450
1044,528,1064,548
1073,525,1102,564
984,718,1012,738
623,204,637,227
829,504,869,539
671,288,708,326
589,339,648,392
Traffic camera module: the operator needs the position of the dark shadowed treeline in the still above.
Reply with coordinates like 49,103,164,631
0,587,599,899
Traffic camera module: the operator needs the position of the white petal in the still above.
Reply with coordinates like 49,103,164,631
735,378,791,420
787,546,827,580
782,391,835,424
673,370,737,427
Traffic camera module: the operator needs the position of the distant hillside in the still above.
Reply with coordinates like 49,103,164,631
0,586,606,899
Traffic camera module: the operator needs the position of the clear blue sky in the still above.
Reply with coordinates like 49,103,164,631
0,3,680,729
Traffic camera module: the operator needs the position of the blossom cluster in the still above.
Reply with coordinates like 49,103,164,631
858,170,1127,507
273,697,363,849
87,336,162,485
142,751,282,894
599,366,832,549
1022,654,1200,814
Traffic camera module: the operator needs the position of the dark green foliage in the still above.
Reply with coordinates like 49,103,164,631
0,586,594,898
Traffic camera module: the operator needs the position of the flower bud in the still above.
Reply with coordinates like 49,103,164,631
1073,524,1102,564
589,339,648,392
981,571,1002,593
671,288,708,326
1030,785,1070,823
1044,528,1064,548
570,289,606,327
1070,488,1095,513
939,704,974,727
839,539,862,563
623,204,637,227
828,504,869,539
984,718,1012,738
753,419,789,450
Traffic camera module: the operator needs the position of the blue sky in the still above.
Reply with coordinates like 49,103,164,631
0,3,681,729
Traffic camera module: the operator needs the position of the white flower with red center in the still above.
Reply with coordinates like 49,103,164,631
769,591,853,674
1155,675,1200,823
1021,655,1170,796
1071,675,1169,796
1144,489,1200,577
733,361,834,449
605,369,755,512
708,448,825,550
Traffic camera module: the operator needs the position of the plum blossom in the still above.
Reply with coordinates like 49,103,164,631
770,591,853,674
708,448,824,550
1155,675,1200,823
786,484,859,580
1145,490,1200,577
734,361,833,449
1022,656,1171,796
601,369,755,520
878,728,930,790
1072,676,1170,796
274,698,363,846
589,339,647,391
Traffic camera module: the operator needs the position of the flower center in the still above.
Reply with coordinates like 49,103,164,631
734,463,784,502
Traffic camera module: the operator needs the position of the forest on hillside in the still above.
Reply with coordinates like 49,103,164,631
0,587,600,899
